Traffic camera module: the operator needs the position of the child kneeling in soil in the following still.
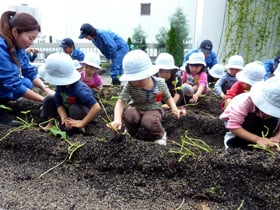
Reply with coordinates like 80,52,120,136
219,76,280,149
40,52,101,134
107,50,185,146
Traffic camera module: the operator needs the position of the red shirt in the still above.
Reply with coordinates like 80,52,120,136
225,81,246,100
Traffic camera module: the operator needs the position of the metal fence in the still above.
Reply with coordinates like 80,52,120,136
31,42,192,63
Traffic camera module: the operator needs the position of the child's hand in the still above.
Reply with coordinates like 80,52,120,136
189,94,199,103
171,107,186,119
106,120,122,132
257,137,280,149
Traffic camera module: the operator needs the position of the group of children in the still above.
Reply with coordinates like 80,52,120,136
38,49,280,150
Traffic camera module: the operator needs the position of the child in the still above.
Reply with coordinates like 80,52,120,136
40,52,101,134
219,76,280,149
107,50,185,146
208,64,225,91
208,64,225,82
155,52,183,108
80,53,104,94
181,52,208,103
213,55,244,99
223,61,266,109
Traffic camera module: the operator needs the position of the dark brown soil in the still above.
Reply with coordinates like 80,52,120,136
1,87,280,210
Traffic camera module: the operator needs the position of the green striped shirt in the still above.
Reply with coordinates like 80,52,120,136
119,76,171,111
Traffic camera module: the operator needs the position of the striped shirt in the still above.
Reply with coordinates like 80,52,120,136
119,76,171,111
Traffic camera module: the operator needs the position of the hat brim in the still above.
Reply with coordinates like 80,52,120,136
120,65,159,81
157,64,178,70
186,60,206,66
81,61,102,69
79,33,86,39
44,67,81,86
209,70,225,79
225,64,243,70
250,81,280,118
236,71,254,85
59,44,68,49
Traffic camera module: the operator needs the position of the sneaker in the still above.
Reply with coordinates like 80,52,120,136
224,131,236,149
154,132,167,146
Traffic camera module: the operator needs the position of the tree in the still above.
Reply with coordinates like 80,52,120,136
132,25,147,51
169,7,190,45
166,24,184,66
155,7,190,59
155,27,168,50
127,37,134,51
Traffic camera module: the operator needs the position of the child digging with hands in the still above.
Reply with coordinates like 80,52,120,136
219,76,280,149
107,50,186,146
40,52,101,134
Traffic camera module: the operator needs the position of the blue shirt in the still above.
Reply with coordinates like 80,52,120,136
71,48,85,61
263,59,274,80
182,49,218,69
54,81,97,109
92,29,128,60
0,36,38,100
213,72,237,96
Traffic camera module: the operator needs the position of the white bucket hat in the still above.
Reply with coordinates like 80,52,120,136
186,52,206,66
250,76,280,118
155,53,178,70
73,60,82,69
273,63,280,77
120,49,158,81
225,55,244,70
236,61,265,86
80,52,102,69
42,52,81,86
208,64,225,79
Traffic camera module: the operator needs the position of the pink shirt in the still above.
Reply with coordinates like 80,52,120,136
181,71,208,93
80,71,104,89
219,92,256,129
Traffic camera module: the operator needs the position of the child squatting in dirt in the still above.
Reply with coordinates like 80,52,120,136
107,49,186,146
40,52,101,134
219,75,280,149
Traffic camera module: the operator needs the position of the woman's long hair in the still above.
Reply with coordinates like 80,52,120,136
0,11,41,66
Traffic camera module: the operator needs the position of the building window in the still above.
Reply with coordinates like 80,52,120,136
141,3,151,15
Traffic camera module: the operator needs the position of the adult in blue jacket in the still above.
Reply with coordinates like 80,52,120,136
182,40,218,84
79,23,129,85
0,11,54,125
59,38,85,61
263,54,280,80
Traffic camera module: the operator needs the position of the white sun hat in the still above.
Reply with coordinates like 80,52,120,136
73,60,82,69
273,63,280,77
250,76,280,118
120,49,159,81
208,64,225,79
155,52,178,70
42,52,81,86
236,61,265,86
80,52,102,69
225,55,244,70
186,52,206,66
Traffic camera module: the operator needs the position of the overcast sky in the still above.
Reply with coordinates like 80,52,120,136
0,0,197,44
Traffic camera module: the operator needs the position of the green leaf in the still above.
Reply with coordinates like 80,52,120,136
50,125,67,140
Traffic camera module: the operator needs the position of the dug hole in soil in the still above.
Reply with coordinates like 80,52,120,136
0,86,280,210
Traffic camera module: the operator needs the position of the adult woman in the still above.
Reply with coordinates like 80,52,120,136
0,11,54,125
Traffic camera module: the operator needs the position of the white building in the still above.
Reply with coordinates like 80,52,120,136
0,0,226,52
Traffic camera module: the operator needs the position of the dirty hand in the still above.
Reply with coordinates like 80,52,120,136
67,118,85,129
107,120,122,132
189,94,199,103
257,138,280,150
